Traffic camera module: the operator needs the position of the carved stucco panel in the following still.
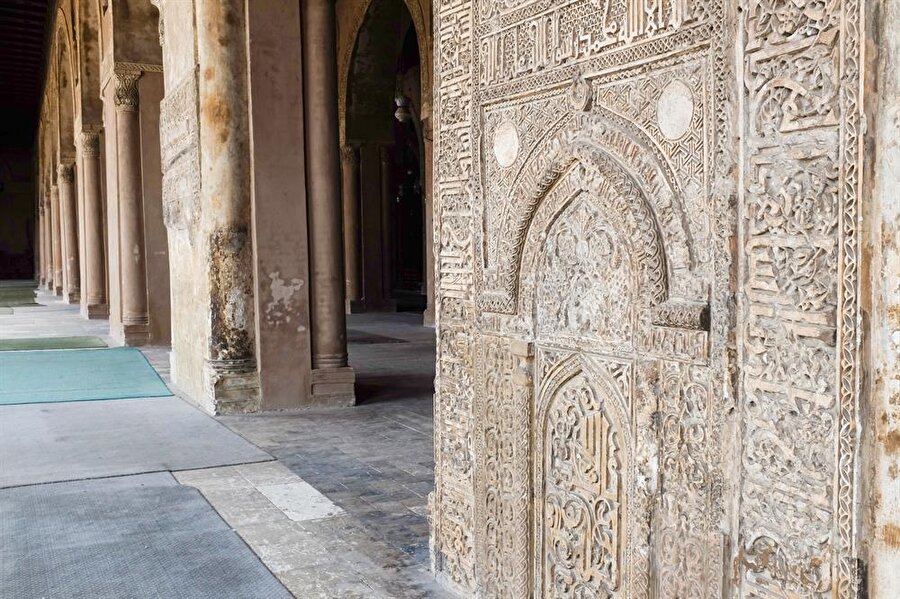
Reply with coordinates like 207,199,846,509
159,70,200,237
735,0,863,596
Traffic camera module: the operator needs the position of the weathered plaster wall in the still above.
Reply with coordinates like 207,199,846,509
101,82,121,329
137,73,170,344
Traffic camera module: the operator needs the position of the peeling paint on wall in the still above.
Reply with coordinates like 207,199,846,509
266,271,305,327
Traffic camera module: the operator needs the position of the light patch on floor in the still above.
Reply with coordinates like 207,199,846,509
175,462,351,595
175,462,342,525
257,479,343,522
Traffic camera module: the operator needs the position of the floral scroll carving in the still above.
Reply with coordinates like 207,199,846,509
537,195,636,347
543,380,625,596
535,356,643,597
737,0,863,596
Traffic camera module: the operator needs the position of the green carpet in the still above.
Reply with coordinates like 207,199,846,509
0,308,12,315
0,347,171,405
0,284,37,307
0,336,108,351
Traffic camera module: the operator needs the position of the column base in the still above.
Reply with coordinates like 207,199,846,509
348,298,397,314
86,303,109,319
122,322,150,346
423,305,435,328
203,358,261,415
310,367,356,407
66,290,81,304
54,285,63,296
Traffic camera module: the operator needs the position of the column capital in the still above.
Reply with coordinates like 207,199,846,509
340,144,359,165
114,70,142,112
80,129,101,157
57,163,75,183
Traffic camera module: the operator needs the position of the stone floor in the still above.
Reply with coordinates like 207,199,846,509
207,311,445,597
0,287,448,598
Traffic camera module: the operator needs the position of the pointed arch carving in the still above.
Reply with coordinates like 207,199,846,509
479,110,700,317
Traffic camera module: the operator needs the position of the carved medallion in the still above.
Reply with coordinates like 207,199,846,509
656,79,694,141
492,120,520,168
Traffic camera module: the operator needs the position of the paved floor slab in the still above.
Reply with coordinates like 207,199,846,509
0,396,272,488
0,472,291,598
177,462,451,598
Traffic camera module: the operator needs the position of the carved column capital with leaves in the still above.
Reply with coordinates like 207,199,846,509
80,129,101,158
114,70,142,112
57,163,75,183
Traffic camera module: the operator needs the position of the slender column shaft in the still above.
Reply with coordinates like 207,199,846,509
50,184,63,295
58,163,80,303
81,130,107,316
379,146,394,301
38,203,47,286
302,0,349,370
341,144,362,304
114,71,149,337
44,198,53,288
422,116,435,326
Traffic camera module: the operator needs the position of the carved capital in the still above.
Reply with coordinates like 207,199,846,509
80,130,101,158
57,163,75,183
340,144,359,165
114,70,142,111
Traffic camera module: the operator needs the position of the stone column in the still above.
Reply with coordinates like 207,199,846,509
196,0,260,411
114,71,150,344
379,145,394,301
38,201,47,287
42,196,52,289
422,116,435,326
302,0,354,404
81,130,107,318
50,183,63,295
341,144,362,310
58,163,80,303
